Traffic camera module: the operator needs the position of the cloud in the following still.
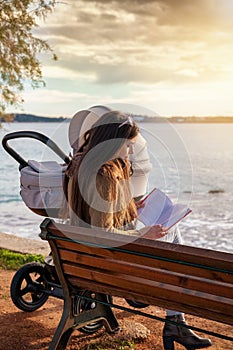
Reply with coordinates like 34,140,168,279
35,0,233,87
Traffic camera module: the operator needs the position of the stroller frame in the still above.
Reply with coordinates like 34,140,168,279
2,131,107,334
2,130,147,335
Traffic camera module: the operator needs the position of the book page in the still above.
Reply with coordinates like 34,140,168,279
137,188,191,229
156,204,191,229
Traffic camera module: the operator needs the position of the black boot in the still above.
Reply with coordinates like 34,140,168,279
163,314,212,350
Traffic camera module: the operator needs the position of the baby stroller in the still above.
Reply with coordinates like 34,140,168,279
2,129,107,334
2,105,151,333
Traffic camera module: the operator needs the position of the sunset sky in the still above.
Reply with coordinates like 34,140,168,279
16,0,233,117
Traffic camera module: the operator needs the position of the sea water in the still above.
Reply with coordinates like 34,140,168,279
0,122,232,253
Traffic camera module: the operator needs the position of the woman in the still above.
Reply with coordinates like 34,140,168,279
61,110,166,241
62,108,212,350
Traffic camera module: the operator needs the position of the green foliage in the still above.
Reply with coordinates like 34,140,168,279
0,248,44,270
0,113,15,123
0,0,58,114
118,340,135,350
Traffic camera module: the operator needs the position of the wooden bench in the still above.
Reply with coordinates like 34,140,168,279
40,218,233,350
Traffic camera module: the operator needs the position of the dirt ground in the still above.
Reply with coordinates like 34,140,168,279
0,269,232,350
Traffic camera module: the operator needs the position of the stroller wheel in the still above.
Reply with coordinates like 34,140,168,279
125,299,149,309
10,262,49,312
74,290,112,334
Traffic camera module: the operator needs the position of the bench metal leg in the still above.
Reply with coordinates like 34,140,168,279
48,298,74,350
48,293,119,350
74,293,119,333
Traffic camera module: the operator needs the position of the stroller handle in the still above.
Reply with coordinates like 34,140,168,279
2,131,70,168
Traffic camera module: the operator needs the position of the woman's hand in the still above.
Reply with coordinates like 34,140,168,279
139,225,168,240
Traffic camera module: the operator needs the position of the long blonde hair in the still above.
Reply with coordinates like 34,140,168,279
61,111,139,228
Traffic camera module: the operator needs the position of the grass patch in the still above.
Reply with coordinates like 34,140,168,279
88,336,136,350
0,248,44,270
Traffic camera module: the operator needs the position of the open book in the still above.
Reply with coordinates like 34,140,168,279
137,188,191,229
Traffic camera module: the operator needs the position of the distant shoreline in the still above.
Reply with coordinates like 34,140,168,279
2,113,233,123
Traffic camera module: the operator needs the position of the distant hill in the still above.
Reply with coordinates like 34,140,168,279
8,113,70,123
166,116,233,123
2,113,233,123
138,115,233,123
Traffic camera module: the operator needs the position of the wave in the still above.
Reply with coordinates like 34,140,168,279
0,195,21,204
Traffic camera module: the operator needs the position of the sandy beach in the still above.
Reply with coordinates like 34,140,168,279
0,269,232,350
0,231,50,256
0,232,232,349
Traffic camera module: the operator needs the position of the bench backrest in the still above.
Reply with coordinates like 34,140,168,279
41,219,233,326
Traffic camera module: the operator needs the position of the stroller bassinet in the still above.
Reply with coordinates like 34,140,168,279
2,131,70,218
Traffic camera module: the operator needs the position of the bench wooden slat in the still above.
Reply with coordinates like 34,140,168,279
57,240,233,284
67,275,233,326
63,262,233,313
59,249,233,299
49,222,233,270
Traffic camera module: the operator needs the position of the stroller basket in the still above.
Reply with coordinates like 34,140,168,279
2,131,70,218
